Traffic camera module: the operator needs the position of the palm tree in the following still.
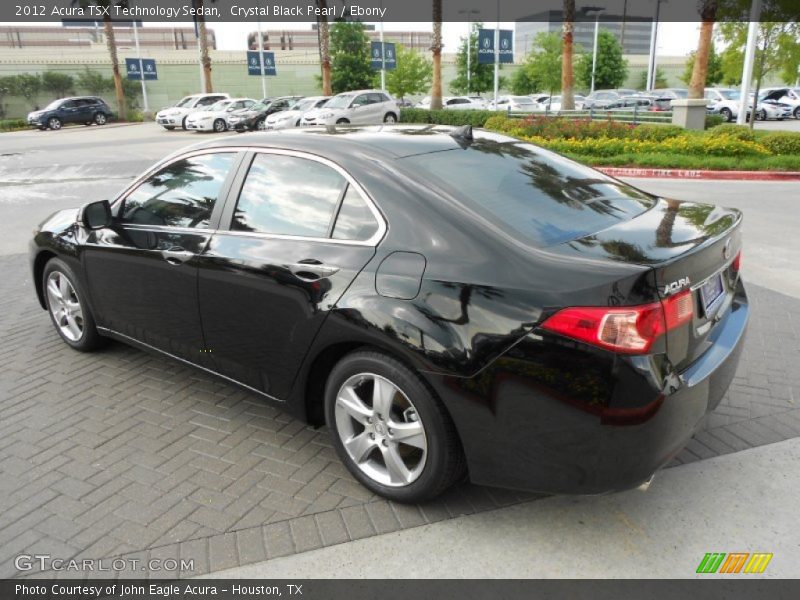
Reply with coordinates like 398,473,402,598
688,1,718,98
195,0,214,92
430,0,443,111
316,1,332,95
73,0,126,119
561,0,576,110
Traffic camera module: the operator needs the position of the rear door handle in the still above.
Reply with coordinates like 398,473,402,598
283,259,339,281
161,249,194,265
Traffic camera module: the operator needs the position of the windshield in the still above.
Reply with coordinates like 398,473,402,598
716,90,737,100
175,96,195,107
291,98,315,111
512,97,534,104
44,99,63,110
325,94,355,109
207,101,229,111
400,139,655,247
249,102,267,111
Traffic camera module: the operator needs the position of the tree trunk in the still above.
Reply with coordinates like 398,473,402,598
688,1,717,99
318,1,332,96
561,0,575,110
430,0,443,111
197,0,213,93
103,15,125,120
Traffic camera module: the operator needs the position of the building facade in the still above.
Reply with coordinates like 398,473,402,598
0,25,215,51
248,26,432,53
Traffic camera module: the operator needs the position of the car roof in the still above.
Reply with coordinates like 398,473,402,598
191,125,506,160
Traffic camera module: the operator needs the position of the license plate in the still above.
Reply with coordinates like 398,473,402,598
699,273,724,312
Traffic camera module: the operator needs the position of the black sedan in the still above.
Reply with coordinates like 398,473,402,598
227,96,302,132
29,126,748,502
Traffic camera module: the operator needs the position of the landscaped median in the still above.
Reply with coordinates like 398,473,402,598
399,109,800,173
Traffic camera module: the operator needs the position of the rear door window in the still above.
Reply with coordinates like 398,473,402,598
332,186,379,241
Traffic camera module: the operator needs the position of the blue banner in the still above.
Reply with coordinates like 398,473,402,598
125,58,157,80
370,42,397,71
477,29,514,64
247,51,276,76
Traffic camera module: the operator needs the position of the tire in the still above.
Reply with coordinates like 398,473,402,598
336,118,350,125
325,350,465,503
756,109,767,121
383,112,398,124
795,107,800,119
256,118,267,131
94,112,107,125
212,118,226,133
42,258,106,352
181,116,188,130
48,117,62,130
163,126,176,131
720,107,733,122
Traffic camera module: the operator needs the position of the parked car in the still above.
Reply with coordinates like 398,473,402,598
30,125,748,502
648,88,688,100
155,93,230,130
488,95,541,112
535,94,585,111
582,89,637,109
442,96,487,110
263,96,330,129
228,96,303,132
185,98,257,132
759,87,800,119
301,90,399,126
603,96,654,110
27,97,113,130
709,91,791,122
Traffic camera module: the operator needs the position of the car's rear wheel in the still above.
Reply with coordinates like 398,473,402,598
336,118,350,125
163,126,175,131
794,106,800,119
325,350,465,503
48,117,62,130
756,109,767,121
383,112,397,124
720,107,733,122
213,118,226,133
94,112,107,125
256,118,267,131
43,259,105,351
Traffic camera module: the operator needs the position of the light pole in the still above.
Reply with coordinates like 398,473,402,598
458,9,480,95
131,19,148,113
580,7,605,94
646,0,662,91
379,0,386,91
737,0,762,125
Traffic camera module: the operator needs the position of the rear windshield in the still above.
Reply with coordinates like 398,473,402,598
400,140,656,247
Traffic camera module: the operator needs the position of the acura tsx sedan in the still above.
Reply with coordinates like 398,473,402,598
29,125,748,502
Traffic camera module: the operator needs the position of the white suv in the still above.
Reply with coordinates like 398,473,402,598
759,87,800,119
301,90,399,126
156,93,230,130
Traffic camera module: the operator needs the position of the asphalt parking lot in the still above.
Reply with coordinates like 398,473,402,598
1,123,799,578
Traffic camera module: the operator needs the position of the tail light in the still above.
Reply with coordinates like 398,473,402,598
540,290,693,354
731,250,741,272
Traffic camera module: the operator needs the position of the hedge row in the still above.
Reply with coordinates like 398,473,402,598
400,108,497,127
0,119,26,132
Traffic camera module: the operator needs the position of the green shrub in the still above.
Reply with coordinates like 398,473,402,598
705,114,725,129
0,118,26,132
707,123,756,141
517,116,636,140
401,108,502,127
630,124,684,142
758,132,800,156
483,115,521,132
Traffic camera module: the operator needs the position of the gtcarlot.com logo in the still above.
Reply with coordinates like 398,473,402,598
15,554,194,572
696,552,773,574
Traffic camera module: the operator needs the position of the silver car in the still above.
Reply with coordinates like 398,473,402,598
264,96,330,129
155,93,230,130
301,90,400,126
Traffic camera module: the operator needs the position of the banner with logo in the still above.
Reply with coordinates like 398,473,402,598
370,41,397,70
477,29,514,64
247,50,277,76
125,58,157,80
498,29,514,63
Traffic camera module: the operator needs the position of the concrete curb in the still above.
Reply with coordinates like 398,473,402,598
598,167,800,181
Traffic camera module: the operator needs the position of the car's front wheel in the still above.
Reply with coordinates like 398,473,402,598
47,117,62,130
213,118,227,133
795,106,800,119
336,118,350,125
325,350,465,503
43,259,106,351
256,118,267,131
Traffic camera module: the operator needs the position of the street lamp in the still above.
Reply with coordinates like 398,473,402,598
458,9,480,95
580,6,605,93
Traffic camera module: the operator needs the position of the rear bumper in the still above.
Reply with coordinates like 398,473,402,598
429,283,749,495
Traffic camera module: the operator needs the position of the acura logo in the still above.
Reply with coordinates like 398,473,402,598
483,37,491,49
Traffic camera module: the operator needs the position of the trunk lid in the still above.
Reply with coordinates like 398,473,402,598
558,197,743,370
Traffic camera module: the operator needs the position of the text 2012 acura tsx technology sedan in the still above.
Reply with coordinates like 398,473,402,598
29,126,748,502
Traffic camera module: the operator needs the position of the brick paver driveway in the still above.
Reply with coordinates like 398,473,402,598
1,252,798,578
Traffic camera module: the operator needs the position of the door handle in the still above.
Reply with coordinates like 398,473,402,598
283,259,339,281
161,249,194,265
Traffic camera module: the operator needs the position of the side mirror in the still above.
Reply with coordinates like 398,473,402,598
80,200,112,230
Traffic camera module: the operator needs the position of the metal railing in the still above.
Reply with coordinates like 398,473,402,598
506,105,674,125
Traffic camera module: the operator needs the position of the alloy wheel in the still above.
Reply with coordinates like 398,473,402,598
213,119,226,132
46,271,84,342
95,113,107,125
257,119,267,130
334,373,428,487
48,117,62,130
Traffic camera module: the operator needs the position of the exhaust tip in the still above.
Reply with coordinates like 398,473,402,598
637,474,655,492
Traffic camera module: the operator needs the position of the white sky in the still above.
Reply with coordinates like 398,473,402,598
4,21,700,56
